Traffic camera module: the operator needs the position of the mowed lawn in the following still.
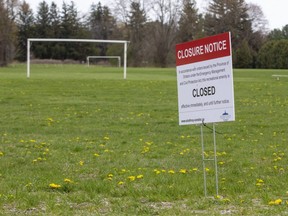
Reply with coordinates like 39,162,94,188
1,64,288,215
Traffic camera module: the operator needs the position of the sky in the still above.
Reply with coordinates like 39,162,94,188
26,0,288,30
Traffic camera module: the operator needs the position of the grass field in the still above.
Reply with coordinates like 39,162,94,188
1,64,288,215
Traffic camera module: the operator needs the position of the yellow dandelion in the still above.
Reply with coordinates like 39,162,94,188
119,169,127,174
154,169,161,174
128,176,136,181
94,153,100,157
257,179,264,183
192,168,198,172
104,136,110,140
49,183,61,189
118,181,124,185
205,168,210,172
275,199,282,205
79,161,84,166
64,178,73,183
179,169,188,174
168,170,175,174
0,151,4,156
136,174,144,179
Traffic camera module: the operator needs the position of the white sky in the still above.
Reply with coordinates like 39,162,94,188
26,0,288,30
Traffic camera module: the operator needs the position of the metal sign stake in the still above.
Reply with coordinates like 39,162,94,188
200,123,219,197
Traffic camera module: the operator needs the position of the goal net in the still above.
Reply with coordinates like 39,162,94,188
87,56,121,67
27,38,129,79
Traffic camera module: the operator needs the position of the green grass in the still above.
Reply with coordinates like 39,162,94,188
1,64,288,215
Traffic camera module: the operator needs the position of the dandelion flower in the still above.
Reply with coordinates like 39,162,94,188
269,199,282,205
136,174,144,179
168,170,175,174
49,183,61,189
118,181,124,185
154,169,161,175
179,169,188,174
128,176,136,181
64,178,73,183
275,199,282,205
0,151,4,156
79,161,84,166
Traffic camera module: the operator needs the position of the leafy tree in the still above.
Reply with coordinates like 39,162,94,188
16,1,34,61
127,2,146,66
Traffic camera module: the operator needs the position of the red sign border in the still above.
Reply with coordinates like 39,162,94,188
176,32,231,66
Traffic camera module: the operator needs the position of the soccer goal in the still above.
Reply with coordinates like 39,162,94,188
87,56,121,67
27,38,129,79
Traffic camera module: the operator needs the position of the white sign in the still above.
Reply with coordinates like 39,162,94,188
176,32,235,125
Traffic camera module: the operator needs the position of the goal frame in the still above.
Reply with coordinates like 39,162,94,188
87,56,121,67
27,38,129,79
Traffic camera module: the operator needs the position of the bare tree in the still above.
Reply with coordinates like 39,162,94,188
247,3,268,34
0,0,19,66
148,0,180,67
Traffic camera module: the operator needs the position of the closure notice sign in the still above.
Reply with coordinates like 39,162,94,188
176,32,235,125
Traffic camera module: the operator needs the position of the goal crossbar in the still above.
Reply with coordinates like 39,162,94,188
87,56,121,67
27,38,129,79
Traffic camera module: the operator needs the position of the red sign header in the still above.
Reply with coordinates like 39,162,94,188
176,32,231,66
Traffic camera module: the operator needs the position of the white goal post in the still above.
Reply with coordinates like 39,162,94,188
27,38,129,79
87,56,121,67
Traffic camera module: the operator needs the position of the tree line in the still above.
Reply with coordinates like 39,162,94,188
0,0,288,68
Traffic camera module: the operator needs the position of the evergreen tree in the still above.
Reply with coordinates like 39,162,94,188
88,2,116,56
60,1,81,59
268,25,288,40
234,39,252,68
49,2,61,38
127,2,146,66
204,0,252,48
204,0,253,67
258,40,288,69
34,1,51,58
177,0,201,42
35,1,50,37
